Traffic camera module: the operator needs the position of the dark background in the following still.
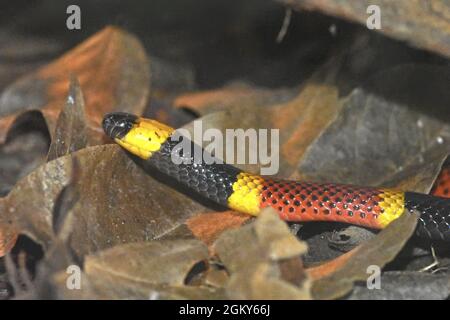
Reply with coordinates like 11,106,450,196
0,0,356,89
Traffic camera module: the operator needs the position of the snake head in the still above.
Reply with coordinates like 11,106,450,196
102,112,138,139
102,112,174,159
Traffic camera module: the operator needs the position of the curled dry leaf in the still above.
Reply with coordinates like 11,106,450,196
213,208,310,299
51,240,225,300
214,208,308,271
0,26,150,145
225,262,309,300
84,240,208,286
279,0,450,59
47,76,87,161
203,266,230,289
299,65,450,192
0,144,207,257
0,112,50,197
308,210,418,300
14,157,86,300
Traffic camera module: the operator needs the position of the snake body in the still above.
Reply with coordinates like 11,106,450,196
102,112,450,242
431,166,450,198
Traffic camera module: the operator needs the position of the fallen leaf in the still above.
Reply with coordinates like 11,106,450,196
0,112,50,196
50,240,225,300
299,65,450,192
213,208,310,299
203,266,229,288
308,210,418,299
0,144,207,257
84,240,208,286
280,0,450,59
226,262,309,300
47,76,87,161
0,26,150,145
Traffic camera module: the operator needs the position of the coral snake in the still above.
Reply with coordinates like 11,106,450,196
102,112,450,242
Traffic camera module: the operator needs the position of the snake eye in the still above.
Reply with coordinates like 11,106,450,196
102,112,138,139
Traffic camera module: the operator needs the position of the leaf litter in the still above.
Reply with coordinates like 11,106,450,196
0,2,449,300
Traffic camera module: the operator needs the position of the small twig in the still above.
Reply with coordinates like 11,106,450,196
431,266,448,274
419,246,439,272
276,8,292,44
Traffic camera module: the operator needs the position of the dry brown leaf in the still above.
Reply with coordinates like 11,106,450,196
0,144,207,257
0,26,150,145
214,209,307,272
213,208,310,299
309,210,418,300
47,76,87,161
203,267,229,288
84,240,208,286
226,262,309,300
51,240,224,300
280,0,450,58
298,65,450,192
